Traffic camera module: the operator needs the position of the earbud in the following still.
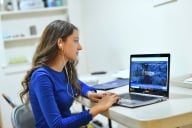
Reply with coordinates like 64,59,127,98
59,44,63,50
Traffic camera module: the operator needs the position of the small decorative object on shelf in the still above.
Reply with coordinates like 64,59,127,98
8,56,28,65
47,0,55,7
55,0,63,7
0,0,3,11
46,0,66,8
3,32,25,40
4,0,13,11
19,0,44,10
29,25,37,35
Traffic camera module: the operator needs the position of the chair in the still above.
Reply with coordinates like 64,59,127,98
11,104,36,128
1,93,35,128
2,93,16,108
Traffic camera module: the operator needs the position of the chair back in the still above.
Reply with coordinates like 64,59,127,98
11,104,35,128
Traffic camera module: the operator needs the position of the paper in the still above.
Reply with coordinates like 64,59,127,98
92,79,129,90
111,69,129,79
153,0,177,7
79,75,99,86
183,77,192,84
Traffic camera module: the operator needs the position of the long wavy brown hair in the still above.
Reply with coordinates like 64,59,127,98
20,20,81,104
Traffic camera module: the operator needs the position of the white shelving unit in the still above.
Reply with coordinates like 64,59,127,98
0,3,69,74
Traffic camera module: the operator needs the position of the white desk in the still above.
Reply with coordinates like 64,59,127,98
77,81,192,128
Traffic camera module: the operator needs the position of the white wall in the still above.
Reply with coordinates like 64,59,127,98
82,0,192,78
68,0,89,75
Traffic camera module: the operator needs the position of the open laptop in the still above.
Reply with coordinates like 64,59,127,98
116,53,170,108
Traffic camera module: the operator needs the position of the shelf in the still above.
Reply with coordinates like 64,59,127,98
0,6,68,17
4,35,40,42
0,1,69,74
1,63,31,75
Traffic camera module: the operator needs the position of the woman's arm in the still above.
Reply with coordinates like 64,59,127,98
30,74,93,128
78,80,96,97
78,80,120,117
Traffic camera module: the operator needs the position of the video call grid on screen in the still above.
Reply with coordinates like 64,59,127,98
130,57,169,91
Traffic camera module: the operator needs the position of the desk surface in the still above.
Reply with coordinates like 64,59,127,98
77,80,192,128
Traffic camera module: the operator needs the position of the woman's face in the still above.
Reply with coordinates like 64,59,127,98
63,29,82,61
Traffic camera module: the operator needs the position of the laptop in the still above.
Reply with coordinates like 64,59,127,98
116,53,170,108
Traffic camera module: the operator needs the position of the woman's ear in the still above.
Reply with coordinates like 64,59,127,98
57,38,63,49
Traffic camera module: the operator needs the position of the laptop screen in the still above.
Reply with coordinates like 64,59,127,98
129,53,170,97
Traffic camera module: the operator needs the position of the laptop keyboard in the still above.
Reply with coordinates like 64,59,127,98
120,93,158,101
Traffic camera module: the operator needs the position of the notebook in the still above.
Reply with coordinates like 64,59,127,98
116,53,170,108
92,79,129,90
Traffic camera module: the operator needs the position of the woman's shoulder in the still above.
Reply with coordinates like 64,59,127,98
32,65,64,79
31,66,50,78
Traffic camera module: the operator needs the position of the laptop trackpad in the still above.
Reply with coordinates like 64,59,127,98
116,97,163,108
117,98,141,105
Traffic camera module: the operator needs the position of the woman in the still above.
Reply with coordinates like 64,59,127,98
20,20,120,128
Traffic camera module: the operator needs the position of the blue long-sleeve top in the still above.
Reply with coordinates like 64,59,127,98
29,66,96,128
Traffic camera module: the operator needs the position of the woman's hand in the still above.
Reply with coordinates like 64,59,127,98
87,91,103,102
97,92,120,110
89,92,120,117
87,91,118,103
